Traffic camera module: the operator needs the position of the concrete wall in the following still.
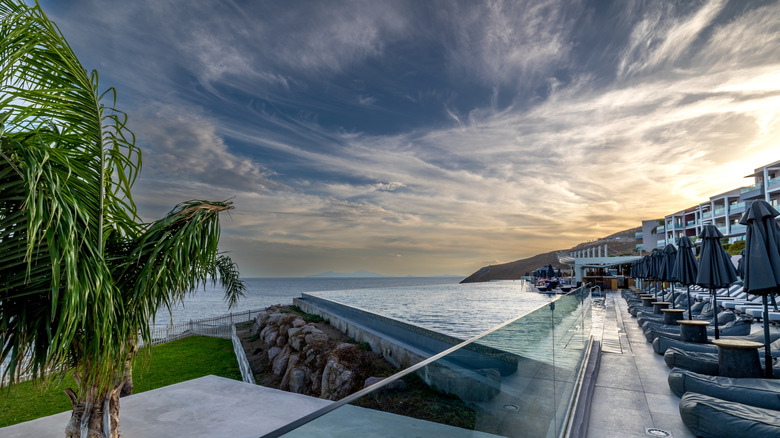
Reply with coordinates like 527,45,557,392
293,294,518,375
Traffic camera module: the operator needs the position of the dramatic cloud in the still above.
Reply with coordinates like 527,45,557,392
40,0,780,276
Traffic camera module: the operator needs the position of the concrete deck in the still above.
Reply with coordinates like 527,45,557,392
0,375,332,438
587,291,695,438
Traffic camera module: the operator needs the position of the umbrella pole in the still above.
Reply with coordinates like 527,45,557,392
686,286,692,320
764,295,773,379
671,286,676,309
712,288,719,340
771,293,778,312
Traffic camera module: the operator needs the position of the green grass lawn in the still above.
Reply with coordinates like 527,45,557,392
0,336,242,428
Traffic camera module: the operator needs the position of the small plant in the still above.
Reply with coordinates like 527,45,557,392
303,313,326,323
346,338,371,351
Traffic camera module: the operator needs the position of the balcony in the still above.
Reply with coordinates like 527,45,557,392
717,226,728,235
741,182,763,193
740,183,764,200
769,178,780,191
712,208,726,216
702,211,712,219
657,240,666,248
728,202,747,215
729,224,747,235
634,232,643,239
685,220,696,226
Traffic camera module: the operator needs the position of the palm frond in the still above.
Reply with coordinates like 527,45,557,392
1,0,137,389
111,200,245,346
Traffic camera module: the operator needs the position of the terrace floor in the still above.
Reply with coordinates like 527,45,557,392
587,290,695,438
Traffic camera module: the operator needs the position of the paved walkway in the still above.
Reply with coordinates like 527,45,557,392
587,290,695,438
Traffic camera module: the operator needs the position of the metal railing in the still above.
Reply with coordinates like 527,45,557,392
144,308,267,346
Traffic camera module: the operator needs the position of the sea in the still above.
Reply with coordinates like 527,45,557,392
157,277,555,339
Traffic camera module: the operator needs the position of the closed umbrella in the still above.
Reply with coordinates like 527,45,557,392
673,236,698,319
545,265,555,278
738,200,780,378
642,255,652,291
695,225,738,339
660,243,678,307
737,248,745,280
651,250,664,299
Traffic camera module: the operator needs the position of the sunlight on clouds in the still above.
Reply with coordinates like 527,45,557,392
53,0,780,276
618,0,726,78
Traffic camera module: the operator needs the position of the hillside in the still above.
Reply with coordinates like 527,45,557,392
461,226,642,283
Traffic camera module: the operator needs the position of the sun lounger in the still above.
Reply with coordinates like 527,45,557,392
664,347,780,376
652,330,780,355
724,296,762,309
644,317,751,342
664,348,720,375
668,368,780,409
679,392,780,437
692,285,743,301
745,308,780,322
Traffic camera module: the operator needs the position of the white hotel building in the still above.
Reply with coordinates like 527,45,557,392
639,159,780,252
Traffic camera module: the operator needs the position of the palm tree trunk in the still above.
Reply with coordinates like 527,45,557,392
120,355,134,397
64,375,124,438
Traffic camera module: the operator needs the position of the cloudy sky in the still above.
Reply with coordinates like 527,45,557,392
39,0,780,277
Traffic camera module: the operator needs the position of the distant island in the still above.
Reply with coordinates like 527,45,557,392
306,270,385,278
461,226,642,283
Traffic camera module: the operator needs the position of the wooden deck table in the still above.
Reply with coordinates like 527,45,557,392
651,301,671,315
661,308,686,325
711,339,763,378
678,320,709,343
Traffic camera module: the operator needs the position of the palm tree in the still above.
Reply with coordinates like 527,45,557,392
1,2,245,436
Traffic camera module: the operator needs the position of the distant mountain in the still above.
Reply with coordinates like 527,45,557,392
307,270,385,278
461,226,641,283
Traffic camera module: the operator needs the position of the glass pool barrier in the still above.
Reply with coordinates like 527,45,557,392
261,287,593,438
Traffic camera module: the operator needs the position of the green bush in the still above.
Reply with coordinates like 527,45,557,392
728,239,745,255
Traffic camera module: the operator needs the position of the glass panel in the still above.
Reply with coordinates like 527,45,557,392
266,288,592,438
729,224,746,234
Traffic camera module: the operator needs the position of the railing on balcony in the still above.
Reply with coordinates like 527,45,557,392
713,208,726,216
717,226,728,234
729,202,747,215
729,224,747,235
769,178,780,189
685,220,696,226
741,183,763,193
634,232,643,239
702,211,712,219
